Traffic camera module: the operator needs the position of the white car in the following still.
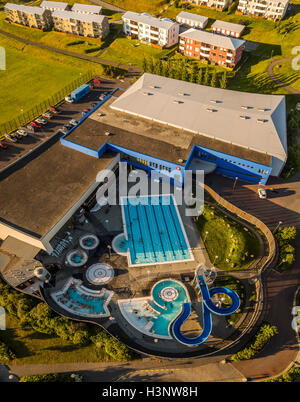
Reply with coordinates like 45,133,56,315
69,119,78,126
35,118,47,125
17,129,28,136
258,188,267,199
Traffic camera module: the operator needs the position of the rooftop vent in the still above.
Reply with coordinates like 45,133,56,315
206,108,217,112
209,99,221,104
257,118,268,123
257,108,270,112
143,92,153,96
239,115,250,120
177,92,190,96
150,85,160,89
178,158,184,163
241,105,252,110
173,100,184,104
105,131,111,136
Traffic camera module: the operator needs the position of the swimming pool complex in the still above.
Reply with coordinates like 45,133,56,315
115,195,193,266
118,279,190,339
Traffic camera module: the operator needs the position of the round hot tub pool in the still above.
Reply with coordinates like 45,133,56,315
112,233,128,256
65,249,88,267
85,263,114,285
79,234,99,251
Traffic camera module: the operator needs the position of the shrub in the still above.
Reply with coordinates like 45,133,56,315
19,373,79,382
231,323,278,361
91,329,136,362
266,367,300,382
0,340,15,362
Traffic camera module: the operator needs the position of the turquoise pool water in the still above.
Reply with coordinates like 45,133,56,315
122,195,192,265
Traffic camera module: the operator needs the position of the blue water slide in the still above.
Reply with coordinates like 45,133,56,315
171,275,240,346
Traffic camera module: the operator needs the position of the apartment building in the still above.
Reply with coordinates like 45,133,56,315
236,0,289,20
188,0,233,11
122,12,179,48
4,3,53,30
211,20,245,38
40,1,69,13
71,3,102,15
179,28,245,69
52,10,109,39
176,11,208,29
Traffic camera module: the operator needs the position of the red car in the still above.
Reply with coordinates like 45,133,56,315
0,141,8,150
93,78,101,84
30,121,42,128
49,106,60,114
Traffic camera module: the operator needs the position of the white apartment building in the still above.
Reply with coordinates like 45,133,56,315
40,1,68,12
122,11,179,48
189,0,233,11
71,3,102,15
237,0,289,20
176,11,208,29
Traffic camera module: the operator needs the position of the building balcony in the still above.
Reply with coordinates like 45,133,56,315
200,52,210,57
179,45,185,51
200,46,211,51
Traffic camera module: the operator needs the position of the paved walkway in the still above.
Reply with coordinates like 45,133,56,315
267,58,300,95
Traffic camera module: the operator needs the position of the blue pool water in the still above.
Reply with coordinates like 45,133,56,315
122,195,192,265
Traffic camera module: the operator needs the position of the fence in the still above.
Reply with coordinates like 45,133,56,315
0,70,96,140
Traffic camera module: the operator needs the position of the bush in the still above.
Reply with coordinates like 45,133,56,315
231,323,278,361
266,367,300,382
0,339,15,362
91,329,136,362
19,373,79,382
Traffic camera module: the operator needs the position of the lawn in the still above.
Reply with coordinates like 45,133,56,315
101,0,169,14
101,37,176,67
0,315,111,365
0,34,103,125
197,204,261,270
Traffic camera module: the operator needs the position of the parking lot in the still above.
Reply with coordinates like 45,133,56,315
0,77,127,172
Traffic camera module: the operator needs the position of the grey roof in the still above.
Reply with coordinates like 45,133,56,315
5,3,47,15
40,1,68,10
180,28,245,50
176,11,208,24
52,10,106,24
72,3,102,14
110,73,287,162
122,11,178,30
211,20,246,33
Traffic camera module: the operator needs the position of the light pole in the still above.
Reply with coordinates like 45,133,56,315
204,231,209,242
233,177,238,191
213,255,219,265
274,220,282,232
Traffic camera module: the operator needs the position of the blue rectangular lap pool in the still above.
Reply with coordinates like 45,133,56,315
120,195,194,266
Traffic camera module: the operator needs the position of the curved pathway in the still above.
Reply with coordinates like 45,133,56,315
0,29,141,74
267,58,300,95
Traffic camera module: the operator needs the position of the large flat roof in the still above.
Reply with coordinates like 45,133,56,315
211,20,246,34
5,3,47,15
0,141,114,238
52,10,106,23
176,11,209,23
71,3,102,14
65,96,271,167
110,73,287,162
40,1,68,9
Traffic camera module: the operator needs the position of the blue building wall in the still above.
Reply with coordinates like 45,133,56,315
186,144,272,185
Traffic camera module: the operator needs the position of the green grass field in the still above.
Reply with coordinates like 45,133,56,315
0,315,110,365
101,0,169,14
197,204,261,270
100,37,176,67
0,34,103,125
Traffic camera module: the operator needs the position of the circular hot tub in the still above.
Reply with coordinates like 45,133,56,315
112,233,128,256
160,286,179,302
85,263,114,286
65,249,88,267
79,234,100,251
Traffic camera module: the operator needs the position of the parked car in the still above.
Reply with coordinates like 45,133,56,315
93,78,101,84
35,118,47,125
13,132,23,140
49,106,60,114
99,94,105,101
42,111,53,119
5,133,17,143
30,121,42,128
17,129,28,136
258,188,267,199
0,141,8,149
69,119,78,126
91,102,98,107
26,124,35,133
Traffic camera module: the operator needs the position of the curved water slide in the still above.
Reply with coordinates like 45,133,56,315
171,274,240,346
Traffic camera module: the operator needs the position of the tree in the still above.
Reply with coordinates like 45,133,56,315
203,66,210,86
147,57,154,73
189,64,197,83
197,68,203,85
154,59,163,76
161,61,170,77
210,69,218,87
142,57,147,72
219,71,228,89
181,65,189,81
